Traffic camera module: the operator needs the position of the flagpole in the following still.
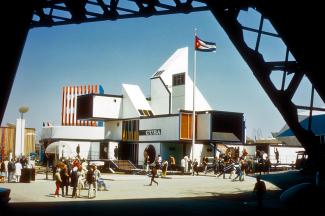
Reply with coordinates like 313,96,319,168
192,28,197,162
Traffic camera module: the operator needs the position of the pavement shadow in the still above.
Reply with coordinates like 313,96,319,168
1,191,322,216
253,170,314,190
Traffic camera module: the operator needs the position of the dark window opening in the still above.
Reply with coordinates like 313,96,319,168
153,70,164,77
138,109,144,115
138,109,154,116
122,120,139,141
172,73,185,86
143,110,149,116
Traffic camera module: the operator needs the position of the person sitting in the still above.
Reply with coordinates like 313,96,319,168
93,165,109,191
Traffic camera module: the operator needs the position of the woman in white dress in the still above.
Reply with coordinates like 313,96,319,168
14,160,23,182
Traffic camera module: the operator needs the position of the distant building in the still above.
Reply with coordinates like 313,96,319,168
41,47,245,166
275,111,325,147
61,84,104,126
0,126,36,160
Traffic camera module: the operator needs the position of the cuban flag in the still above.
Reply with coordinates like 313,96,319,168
195,36,216,52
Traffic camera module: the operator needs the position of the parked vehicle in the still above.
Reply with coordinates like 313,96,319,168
295,151,308,170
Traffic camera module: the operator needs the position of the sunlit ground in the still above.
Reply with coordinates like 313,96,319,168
3,173,279,203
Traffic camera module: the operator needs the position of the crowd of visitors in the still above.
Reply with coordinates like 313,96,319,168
53,157,109,199
0,156,33,183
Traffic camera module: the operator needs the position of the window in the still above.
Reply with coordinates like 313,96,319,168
122,120,139,141
180,113,197,140
172,73,185,86
143,110,149,116
138,109,154,116
153,70,164,77
138,109,145,115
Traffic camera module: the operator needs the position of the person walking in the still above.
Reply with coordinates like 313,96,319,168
54,168,62,197
169,155,176,171
203,157,208,175
232,159,242,181
192,159,199,176
77,166,85,197
157,155,162,169
70,166,78,198
8,159,15,182
60,165,70,197
184,155,189,173
148,164,159,186
4,158,9,182
274,148,279,164
181,158,185,175
253,175,267,208
240,157,246,181
161,160,168,177
93,165,102,192
87,166,96,198
0,160,5,183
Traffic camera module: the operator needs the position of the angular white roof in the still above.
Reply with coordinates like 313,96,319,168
122,84,152,111
151,47,188,86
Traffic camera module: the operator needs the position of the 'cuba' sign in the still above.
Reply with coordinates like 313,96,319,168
139,129,161,136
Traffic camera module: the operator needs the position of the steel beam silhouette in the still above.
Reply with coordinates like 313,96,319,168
2,0,324,166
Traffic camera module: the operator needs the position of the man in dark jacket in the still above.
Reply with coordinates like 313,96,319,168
253,176,266,208
70,166,78,198
8,159,15,182
87,167,96,198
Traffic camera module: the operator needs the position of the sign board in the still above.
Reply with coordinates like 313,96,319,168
139,129,161,136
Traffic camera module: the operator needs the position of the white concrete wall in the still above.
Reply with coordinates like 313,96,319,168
108,142,118,160
184,76,212,112
172,85,185,113
269,146,304,164
139,116,179,141
138,143,160,166
89,142,100,160
156,47,188,89
41,126,104,140
197,113,211,140
54,141,100,160
190,143,204,162
92,95,122,119
121,92,139,119
104,120,122,140
150,78,170,115
151,47,188,114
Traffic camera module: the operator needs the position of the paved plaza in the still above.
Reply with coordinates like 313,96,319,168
2,173,280,203
2,171,323,216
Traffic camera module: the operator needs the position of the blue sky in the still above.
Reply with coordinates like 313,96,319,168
2,9,323,139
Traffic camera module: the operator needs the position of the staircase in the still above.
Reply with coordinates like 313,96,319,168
111,160,140,174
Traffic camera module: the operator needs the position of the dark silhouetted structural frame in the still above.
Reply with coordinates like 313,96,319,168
2,0,324,170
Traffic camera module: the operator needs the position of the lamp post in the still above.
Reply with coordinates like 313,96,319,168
18,106,28,158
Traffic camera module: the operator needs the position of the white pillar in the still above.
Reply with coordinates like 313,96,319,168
15,118,25,158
